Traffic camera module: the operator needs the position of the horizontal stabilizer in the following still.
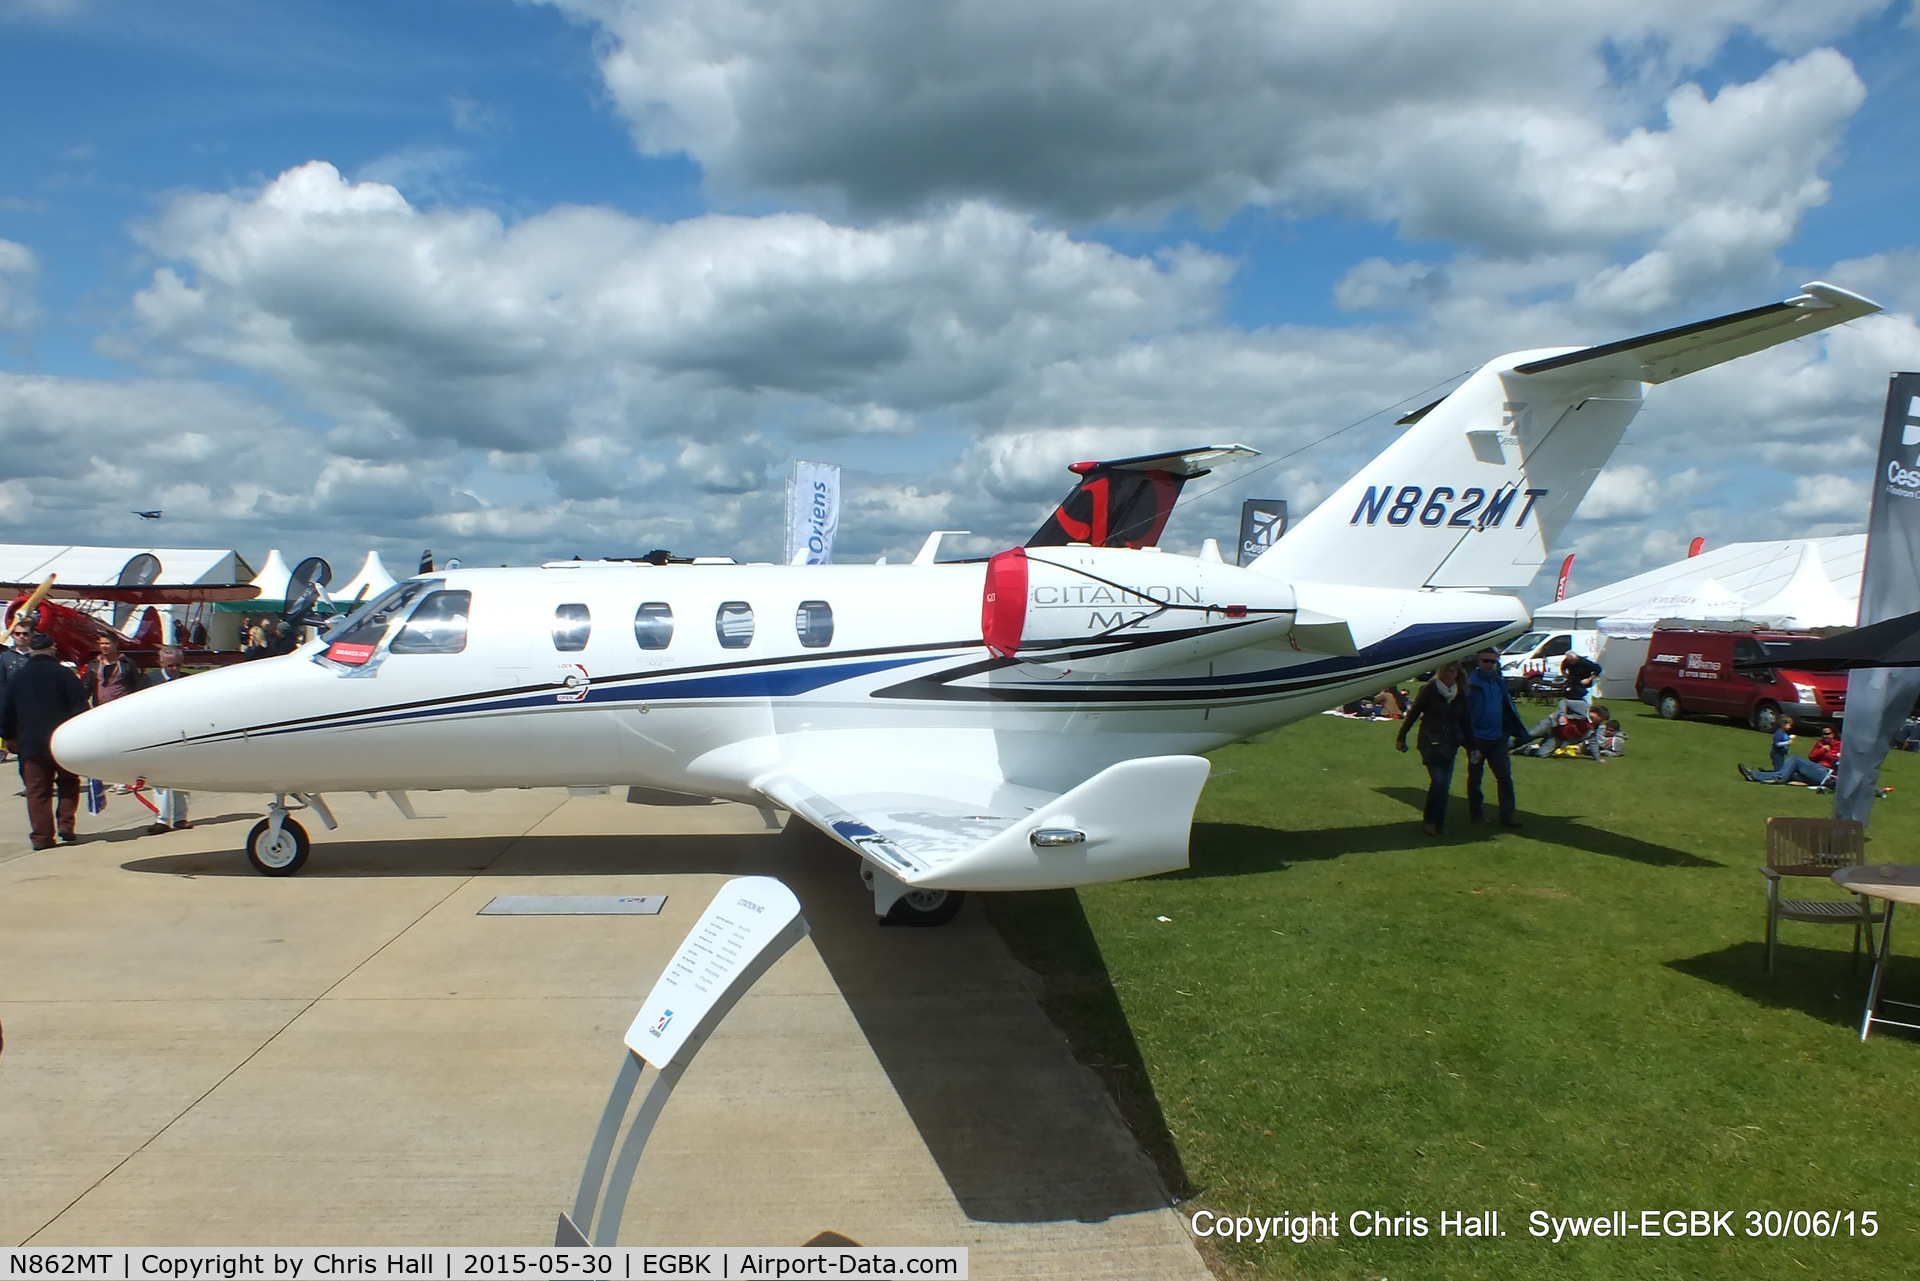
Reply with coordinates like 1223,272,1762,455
758,755,1211,891
1077,444,1259,477
1511,282,1880,385
1291,611,1358,655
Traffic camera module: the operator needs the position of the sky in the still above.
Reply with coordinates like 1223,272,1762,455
2,0,1918,603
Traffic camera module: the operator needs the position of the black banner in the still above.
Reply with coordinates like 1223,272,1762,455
1238,499,1288,566
1836,373,1920,823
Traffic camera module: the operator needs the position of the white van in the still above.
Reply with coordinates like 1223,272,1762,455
1498,629,1603,693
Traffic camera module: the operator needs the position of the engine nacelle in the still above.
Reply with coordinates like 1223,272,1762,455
981,545,1348,674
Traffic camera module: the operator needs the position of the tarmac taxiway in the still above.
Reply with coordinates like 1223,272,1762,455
0,785,1210,1279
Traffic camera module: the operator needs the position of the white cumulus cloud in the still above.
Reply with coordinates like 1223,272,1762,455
554,0,1882,245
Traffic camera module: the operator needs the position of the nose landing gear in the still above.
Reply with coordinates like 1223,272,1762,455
243,793,336,876
246,800,310,876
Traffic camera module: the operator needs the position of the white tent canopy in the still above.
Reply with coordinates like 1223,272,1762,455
0,544,247,587
1745,539,1855,629
1536,536,1865,635
1597,576,1750,634
337,550,399,603
249,548,293,602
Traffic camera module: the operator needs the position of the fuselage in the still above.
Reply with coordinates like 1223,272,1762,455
52,553,1528,799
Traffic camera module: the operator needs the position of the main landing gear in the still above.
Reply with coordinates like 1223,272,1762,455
862,861,965,927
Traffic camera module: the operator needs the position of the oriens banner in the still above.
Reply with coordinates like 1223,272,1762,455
785,461,841,565
1835,373,1920,824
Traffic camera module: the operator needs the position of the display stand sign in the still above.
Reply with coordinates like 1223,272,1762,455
557,876,809,1247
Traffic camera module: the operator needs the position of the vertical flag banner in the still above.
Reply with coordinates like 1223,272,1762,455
1553,553,1575,602
1836,373,1920,824
785,461,841,565
1237,500,1288,566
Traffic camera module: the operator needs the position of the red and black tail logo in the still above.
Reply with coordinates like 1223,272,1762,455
1028,464,1184,549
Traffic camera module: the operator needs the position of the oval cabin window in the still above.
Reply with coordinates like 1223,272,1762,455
633,602,674,650
552,603,592,652
715,601,755,649
795,600,833,648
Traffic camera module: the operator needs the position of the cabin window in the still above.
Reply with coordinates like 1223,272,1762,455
389,591,471,654
1538,634,1573,658
633,602,674,650
715,601,755,649
552,603,592,652
795,600,834,648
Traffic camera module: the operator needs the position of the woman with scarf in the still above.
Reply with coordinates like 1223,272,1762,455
1395,661,1471,837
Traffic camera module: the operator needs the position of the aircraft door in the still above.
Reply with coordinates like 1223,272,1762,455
516,600,623,785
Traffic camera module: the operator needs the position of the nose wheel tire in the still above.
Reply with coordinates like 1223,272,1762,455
246,817,310,876
883,887,965,927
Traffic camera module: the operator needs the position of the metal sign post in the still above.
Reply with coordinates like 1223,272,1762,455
557,876,810,1246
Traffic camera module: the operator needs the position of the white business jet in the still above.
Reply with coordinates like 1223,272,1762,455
53,283,1879,922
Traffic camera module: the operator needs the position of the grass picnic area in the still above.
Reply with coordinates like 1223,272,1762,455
987,703,1920,1280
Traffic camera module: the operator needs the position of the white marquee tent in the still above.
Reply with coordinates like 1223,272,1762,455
1534,537,1865,635
337,550,399,602
249,548,293,602
0,544,249,589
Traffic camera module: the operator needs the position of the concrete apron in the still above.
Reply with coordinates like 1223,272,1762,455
0,786,1209,1279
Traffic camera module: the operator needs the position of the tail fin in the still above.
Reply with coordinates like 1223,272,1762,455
1251,282,1880,590
1028,445,1255,549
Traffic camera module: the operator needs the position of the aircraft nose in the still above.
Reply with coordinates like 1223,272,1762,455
52,697,155,784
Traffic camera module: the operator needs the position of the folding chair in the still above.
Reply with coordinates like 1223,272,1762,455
1762,817,1882,973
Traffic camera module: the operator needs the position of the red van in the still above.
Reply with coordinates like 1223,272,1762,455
1635,629,1847,732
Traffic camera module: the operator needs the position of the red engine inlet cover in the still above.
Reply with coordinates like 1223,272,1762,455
981,547,1029,658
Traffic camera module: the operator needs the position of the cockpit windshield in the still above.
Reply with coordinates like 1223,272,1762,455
320,579,438,667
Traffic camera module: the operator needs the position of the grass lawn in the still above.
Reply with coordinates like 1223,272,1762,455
987,704,1920,1280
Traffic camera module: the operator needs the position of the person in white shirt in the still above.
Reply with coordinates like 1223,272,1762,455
144,647,191,833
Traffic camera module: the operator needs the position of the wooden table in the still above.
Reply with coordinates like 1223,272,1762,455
1832,864,1920,1040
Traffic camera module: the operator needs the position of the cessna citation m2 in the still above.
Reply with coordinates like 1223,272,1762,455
54,283,1880,922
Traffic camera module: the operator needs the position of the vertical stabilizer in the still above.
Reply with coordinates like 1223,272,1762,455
1028,445,1255,549
1251,283,1879,590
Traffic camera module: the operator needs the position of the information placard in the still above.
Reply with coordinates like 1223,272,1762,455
623,877,804,1069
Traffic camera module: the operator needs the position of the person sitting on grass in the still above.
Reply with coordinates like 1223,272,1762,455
1519,702,1601,757
1395,661,1471,838
1577,705,1611,761
1808,726,1842,771
1739,715,1833,788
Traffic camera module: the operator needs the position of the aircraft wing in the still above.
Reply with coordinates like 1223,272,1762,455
2,583,261,603
1511,281,1880,385
756,754,1211,891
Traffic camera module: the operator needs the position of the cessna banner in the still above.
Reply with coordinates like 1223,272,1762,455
53,283,1880,921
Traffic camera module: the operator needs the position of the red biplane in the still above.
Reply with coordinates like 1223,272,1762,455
2,553,262,667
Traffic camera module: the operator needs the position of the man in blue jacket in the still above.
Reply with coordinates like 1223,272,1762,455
1466,647,1528,828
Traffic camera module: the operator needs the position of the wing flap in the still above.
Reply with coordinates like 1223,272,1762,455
758,755,1212,891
